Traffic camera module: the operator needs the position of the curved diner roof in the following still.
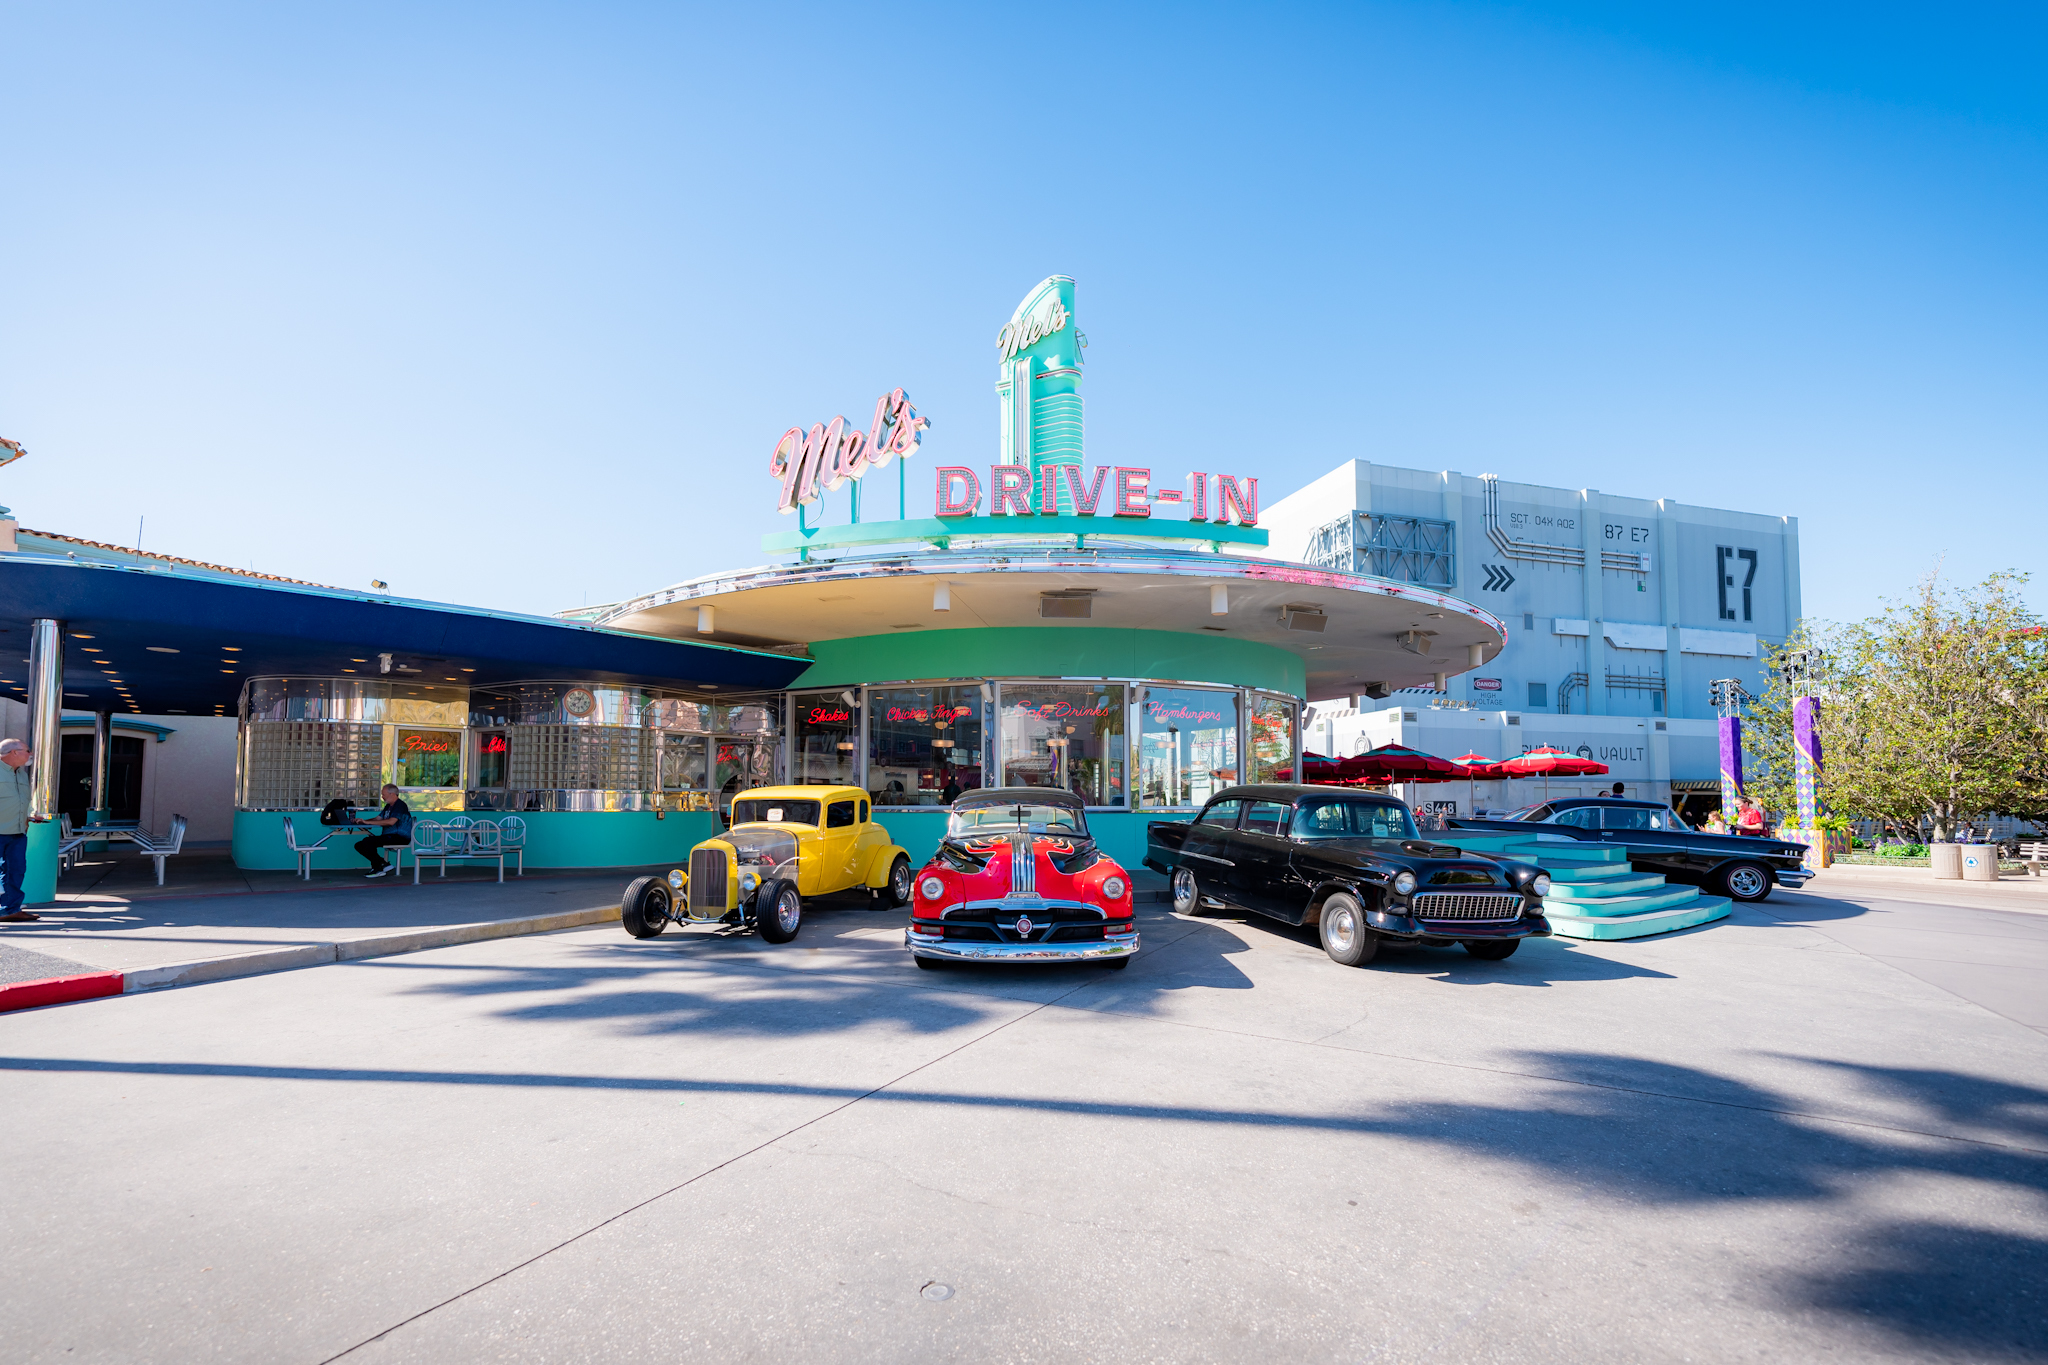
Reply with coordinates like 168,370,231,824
591,542,1507,700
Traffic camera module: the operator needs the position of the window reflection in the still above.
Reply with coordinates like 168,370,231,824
869,685,984,807
791,690,861,787
999,684,1126,806
1138,686,1238,807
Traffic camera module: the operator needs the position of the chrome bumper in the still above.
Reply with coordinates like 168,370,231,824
905,929,1139,963
1775,870,1813,888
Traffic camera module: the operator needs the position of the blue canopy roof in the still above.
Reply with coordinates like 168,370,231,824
0,555,807,716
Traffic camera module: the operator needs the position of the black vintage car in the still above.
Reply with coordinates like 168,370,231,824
1144,784,1551,966
1449,798,1811,903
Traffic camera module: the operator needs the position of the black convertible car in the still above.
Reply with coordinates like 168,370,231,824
1450,798,1811,903
1145,784,1551,966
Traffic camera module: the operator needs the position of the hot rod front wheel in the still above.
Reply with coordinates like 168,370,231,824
621,877,671,939
757,881,802,943
876,855,912,909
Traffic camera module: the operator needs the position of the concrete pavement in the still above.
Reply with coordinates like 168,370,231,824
2,882,2043,1363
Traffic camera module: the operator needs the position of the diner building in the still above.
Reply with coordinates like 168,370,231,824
0,275,1792,897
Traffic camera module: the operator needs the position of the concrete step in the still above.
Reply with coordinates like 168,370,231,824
1543,884,1704,917
1543,861,1642,883
1543,874,1671,901
1546,895,1732,940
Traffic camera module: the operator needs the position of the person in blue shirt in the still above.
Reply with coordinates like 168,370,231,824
356,784,413,879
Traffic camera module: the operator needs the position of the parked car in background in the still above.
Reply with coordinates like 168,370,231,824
1450,798,1810,903
1144,785,1551,966
621,785,912,943
905,788,1138,969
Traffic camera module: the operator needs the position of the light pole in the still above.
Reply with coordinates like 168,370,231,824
1708,677,1750,823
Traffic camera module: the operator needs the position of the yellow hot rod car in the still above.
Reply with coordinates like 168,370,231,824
620,785,914,943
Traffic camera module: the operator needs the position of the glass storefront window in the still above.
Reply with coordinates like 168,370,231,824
869,685,985,807
791,690,861,787
1247,692,1298,784
397,728,462,788
658,733,709,792
714,737,777,814
474,731,509,788
1137,686,1239,807
999,684,1126,806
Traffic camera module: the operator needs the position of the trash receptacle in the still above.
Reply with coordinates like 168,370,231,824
1930,843,1963,879
1960,844,1998,882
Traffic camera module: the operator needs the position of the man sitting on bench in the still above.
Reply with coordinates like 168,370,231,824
356,784,413,879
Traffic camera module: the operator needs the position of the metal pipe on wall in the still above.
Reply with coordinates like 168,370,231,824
25,619,63,819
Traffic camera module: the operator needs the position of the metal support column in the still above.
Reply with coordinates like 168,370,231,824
87,710,113,852
26,619,62,818
23,619,64,904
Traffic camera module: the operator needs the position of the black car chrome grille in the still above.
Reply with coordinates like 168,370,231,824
1411,892,1523,922
688,848,728,912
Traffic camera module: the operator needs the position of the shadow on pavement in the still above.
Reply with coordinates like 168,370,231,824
1,1043,2040,1355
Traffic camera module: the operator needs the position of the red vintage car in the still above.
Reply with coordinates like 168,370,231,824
905,788,1138,970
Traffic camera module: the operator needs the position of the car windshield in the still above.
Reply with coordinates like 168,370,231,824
1499,803,1548,822
948,802,1088,836
1292,799,1419,841
730,798,821,827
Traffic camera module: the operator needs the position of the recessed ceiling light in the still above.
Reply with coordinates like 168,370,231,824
70,633,93,639
350,658,366,663
146,646,180,653
460,668,474,673
341,669,356,673
222,646,242,651
220,669,236,674
82,646,101,653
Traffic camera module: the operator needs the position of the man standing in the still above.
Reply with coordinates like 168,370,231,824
355,783,413,879
0,739,45,921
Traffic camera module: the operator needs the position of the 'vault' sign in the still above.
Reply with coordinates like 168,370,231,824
770,388,930,514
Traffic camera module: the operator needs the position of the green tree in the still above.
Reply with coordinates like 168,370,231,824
1800,570,2046,841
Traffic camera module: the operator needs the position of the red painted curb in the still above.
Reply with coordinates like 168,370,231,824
0,971,127,1013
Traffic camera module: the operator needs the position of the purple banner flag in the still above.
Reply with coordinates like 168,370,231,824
1718,714,1744,816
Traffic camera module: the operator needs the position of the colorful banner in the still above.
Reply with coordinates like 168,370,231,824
1718,714,1744,814
1793,695,1822,829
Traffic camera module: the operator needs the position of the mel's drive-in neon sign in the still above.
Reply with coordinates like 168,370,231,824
766,274,1256,526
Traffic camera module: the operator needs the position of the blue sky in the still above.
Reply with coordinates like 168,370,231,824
2,2,2041,626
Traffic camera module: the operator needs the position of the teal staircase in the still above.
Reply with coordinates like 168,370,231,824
1431,833,1733,940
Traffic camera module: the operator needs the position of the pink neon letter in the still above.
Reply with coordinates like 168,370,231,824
1062,465,1107,516
1217,475,1258,526
935,466,981,517
1113,467,1152,518
991,466,1033,516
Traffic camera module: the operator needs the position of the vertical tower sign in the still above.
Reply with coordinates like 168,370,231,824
996,276,1085,512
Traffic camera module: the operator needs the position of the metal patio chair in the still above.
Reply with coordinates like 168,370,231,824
282,814,339,879
131,814,188,886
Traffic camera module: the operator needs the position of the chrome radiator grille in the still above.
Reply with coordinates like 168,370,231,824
1007,834,1038,897
1411,892,1523,922
688,848,729,912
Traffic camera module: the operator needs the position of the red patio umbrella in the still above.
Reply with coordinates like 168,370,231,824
1336,743,1461,785
1448,752,1499,814
1495,745,1609,800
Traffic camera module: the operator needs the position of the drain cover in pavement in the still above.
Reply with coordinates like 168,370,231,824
920,1282,954,1302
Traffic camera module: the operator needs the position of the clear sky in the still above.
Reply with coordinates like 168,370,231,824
2,2,2041,627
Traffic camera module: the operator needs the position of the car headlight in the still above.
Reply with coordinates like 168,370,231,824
1102,875,1126,900
666,869,685,891
920,876,945,900
1530,873,1551,897
739,870,760,893
1392,871,1418,897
